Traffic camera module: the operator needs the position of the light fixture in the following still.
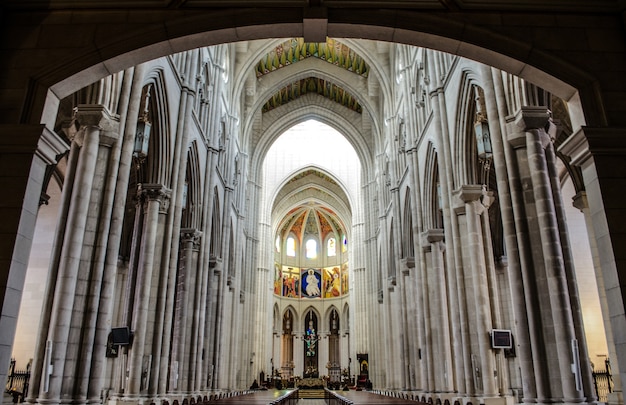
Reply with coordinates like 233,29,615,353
133,84,153,166
133,119,151,160
474,117,492,160
473,87,493,187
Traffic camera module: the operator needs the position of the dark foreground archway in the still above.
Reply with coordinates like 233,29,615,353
0,2,625,397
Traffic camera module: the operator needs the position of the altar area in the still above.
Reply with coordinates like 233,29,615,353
296,377,325,389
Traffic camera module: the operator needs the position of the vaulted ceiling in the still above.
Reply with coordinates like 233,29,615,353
258,38,367,113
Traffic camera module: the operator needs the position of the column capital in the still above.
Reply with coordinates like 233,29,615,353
507,107,551,149
138,183,172,213
453,184,488,215
74,104,120,146
456,184,484,203
514,106,551,132
180,228,203,248
421,228,444,248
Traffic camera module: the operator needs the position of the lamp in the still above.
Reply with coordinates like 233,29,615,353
474,118,492,159
133,119,151,161
133,84,153,166
473,87,493,187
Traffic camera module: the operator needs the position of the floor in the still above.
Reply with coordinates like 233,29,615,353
297,400,326,405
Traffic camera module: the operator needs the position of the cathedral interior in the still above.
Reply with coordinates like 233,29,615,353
1,2,626,405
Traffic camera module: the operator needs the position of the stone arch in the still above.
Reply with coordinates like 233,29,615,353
402,187,415,260
23,13,607,130
424,142,442,230
142,68,173,187
271,165,353,233
453,69,484,188
181,141,202,229
249,97,375,182
324,305,341,328
242,56,379,132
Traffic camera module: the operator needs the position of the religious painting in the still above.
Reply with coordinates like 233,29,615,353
341,263,349,295
323,266,342,298
274,263,282,295
281,266,300,298
301,268,321,298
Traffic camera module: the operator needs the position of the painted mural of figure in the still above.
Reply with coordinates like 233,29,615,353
274,267,282,295
341,264,349,295
305,269,320,297
293,275,300,297
282,274,289,296
330,267,341,297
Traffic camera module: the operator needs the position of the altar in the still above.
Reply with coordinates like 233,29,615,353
297,377,325,389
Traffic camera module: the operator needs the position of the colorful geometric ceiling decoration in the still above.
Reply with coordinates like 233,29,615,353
256,38,369,78
278,205,344,244
261,77,362,113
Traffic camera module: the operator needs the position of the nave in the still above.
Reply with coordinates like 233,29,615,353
1,4,626,405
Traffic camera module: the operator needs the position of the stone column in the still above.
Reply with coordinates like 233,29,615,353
0,124,67,400
126,184,171,396
71,105,120,405
422,229,453,393
483,65,536,403
559,127,626,405
455,185,498,398
508,107,585,404
426,49,468,398
404,148,421,392
37,106,118,405
176,228,202,392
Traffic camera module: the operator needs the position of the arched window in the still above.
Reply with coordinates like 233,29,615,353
287,237,296,257
276,236,281,253
306,239,317,259
342,234,348,252
327,237,336,257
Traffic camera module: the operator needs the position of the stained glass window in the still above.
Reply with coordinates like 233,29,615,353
276,236,281,253
287,237,296,257
342,234,347,252
306,239,317,259
327,238,336,257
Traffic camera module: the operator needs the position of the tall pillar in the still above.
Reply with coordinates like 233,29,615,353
126,184,171,396
559,127,626,405
483,65,536,404
507,107,586,404
175,228,202,392
454,185,498,398
72,105,121,405
422,229,454,393
33,106,120,405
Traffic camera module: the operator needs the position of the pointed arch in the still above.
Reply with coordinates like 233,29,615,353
402,187,415,260
209,188,221,260
143,69,173,187
181,141,202,229
424,142,443,230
